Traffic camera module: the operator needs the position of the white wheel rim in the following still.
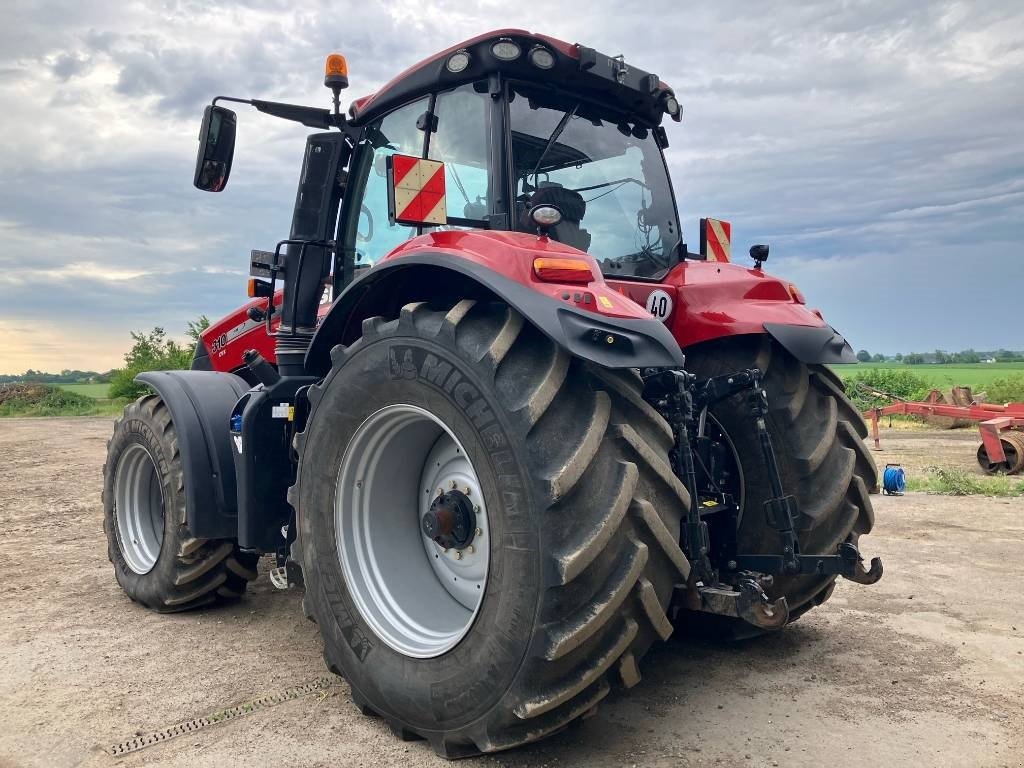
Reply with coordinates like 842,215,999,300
335,404,490,658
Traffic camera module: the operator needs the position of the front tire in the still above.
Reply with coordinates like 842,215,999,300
684,335,877,637
292,300,691,757
102,394,258,612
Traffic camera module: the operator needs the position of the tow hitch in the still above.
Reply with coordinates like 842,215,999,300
644,367,883,631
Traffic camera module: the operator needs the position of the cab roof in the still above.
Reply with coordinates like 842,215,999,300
348,29,677,129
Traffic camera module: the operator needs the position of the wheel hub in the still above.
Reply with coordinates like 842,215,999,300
422,490,477,550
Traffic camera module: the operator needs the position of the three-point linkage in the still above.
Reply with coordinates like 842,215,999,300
643,367,883,630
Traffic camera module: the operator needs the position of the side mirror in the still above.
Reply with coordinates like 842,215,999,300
193,105,237,192
750,244,769,268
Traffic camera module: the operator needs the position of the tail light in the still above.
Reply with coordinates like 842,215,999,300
533,257,595,284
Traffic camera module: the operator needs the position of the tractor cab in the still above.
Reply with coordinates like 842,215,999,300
336,31,684,282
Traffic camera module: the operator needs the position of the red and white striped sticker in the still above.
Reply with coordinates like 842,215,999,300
388,154,447,226
700,217,731,262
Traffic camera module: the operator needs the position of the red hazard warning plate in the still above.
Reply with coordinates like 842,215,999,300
387,154,447,226
700,217,731,262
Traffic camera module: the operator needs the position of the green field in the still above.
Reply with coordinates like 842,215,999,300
56,383,110,398
832,362,1024,391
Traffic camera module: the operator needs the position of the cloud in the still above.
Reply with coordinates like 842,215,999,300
1,0,1023,373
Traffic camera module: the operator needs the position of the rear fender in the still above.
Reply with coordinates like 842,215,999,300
135,370,249,539
307,245,685,376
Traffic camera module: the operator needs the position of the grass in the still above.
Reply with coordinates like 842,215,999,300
905,466,1024,497
0,383,125,418
56,382,111,398
832,362,1024,392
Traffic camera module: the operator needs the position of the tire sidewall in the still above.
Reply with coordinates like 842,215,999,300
298,331,541,731
104,405,186,604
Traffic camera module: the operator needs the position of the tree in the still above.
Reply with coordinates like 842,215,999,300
904,353,925,365
872,353,885,362
109,318,208,400
856,349,872,363
895,353,904,361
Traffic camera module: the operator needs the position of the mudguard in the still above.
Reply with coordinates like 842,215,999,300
306,251,686,376
763,322,857,365
135,370,249,539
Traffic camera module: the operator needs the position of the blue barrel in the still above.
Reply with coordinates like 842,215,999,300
883,465,906,495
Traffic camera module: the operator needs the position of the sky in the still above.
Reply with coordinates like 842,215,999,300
1,0,1022,373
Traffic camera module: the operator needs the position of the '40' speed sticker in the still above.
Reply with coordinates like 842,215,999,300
645,289,673,322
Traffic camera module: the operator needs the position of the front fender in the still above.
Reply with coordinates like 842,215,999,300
763,322,857,365
135,370,249,539
307,251,686,376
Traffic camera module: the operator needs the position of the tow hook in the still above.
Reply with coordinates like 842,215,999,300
684,574,790,631
839,541,884,585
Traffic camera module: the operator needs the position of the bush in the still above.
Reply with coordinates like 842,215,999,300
983,375,1024,405
108,318,209,401
843,368,932,411
0,383,98,417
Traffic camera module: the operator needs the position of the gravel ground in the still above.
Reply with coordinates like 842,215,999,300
0,417,1021,768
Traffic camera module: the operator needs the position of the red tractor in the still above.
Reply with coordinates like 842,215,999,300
103,30,880,757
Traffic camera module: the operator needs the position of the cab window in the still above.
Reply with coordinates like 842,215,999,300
429,83,491,223
351,97,428,268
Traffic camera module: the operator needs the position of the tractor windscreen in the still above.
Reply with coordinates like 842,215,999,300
509,85,681,279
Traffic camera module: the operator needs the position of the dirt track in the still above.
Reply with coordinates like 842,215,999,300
1,417,1022,768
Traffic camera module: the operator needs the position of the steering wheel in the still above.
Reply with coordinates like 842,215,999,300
357,204,374,243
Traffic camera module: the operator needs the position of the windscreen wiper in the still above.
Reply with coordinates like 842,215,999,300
530,103,579,185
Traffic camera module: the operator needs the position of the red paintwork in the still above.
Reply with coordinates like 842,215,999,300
201,230,649,373
201,291,330,374
605,259,826,349
384,230,651,321
203,236,824,373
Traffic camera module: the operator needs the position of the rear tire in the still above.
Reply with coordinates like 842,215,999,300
102,394,258,612
683,335,876,638
291,300,691,757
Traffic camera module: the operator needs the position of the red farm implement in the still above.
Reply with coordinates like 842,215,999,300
864,390,1024,475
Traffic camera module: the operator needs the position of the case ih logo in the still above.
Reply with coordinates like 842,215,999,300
387,154,447,226
700,217,732,263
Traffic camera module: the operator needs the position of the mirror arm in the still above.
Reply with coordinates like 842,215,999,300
213,96,344,130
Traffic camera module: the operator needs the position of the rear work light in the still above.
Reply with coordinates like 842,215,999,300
533,257,594,284
491,39,521,61
529,46,555,69
446,50,471,73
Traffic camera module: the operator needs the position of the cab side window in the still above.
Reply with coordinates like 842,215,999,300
429,84,491,222
352,97,428,267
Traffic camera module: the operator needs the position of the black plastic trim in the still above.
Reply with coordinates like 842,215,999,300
135,370,249,539
763,322,858,365
306,251,686,375
190,340,213,371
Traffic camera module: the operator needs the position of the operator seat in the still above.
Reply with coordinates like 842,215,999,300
521,183,592,253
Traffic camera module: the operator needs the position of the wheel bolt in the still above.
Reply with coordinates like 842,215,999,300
454,550,463,560
464,487,471,496
466,545,474,554
475,527,482,537
450,480,457,489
